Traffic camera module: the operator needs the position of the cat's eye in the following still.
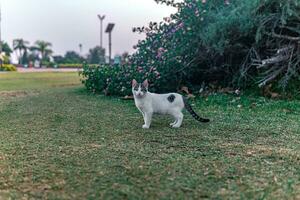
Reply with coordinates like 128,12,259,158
141,87,147,92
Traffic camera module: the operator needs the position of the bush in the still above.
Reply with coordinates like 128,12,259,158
3,55,10,64
58,64,98,68
58,64,83,68
82,0,300,96
0,64,17,72
41,61,55,68
80,63,144,96
129,0,260,93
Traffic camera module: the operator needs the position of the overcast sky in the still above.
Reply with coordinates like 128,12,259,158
1,0,176,57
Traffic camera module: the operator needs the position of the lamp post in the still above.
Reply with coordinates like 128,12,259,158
105,23,115,64
97,14,105,48
79,43,82,54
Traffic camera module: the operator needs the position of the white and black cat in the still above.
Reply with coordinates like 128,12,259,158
132,79,210,129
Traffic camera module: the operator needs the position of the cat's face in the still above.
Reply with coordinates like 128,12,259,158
132,79,148,98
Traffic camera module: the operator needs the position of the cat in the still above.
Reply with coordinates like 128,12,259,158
132,79,210,129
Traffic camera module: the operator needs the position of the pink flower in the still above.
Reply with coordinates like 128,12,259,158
158,47,165,52
157,48,165,58
136,66,143,73
163,17,171,22
178,22,184,28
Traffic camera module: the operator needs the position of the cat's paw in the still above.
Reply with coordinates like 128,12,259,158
172,124,181,128
142,124,150,129
170,121,177,126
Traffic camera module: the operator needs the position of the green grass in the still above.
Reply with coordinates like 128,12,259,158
0,72,300,199
0,72,80,91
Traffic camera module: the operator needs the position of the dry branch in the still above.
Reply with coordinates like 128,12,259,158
258,55,290,68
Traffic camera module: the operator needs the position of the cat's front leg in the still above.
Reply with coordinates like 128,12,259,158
138,108,145,118
142,112,153,129
138,108,147,126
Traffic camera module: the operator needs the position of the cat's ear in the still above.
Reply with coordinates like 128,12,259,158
142,79,149,88
132,79,138,87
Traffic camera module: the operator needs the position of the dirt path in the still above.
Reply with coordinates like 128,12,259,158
17,67,81,73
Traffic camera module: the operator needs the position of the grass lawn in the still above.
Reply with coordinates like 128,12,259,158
0,72,300,199
0,72,80,91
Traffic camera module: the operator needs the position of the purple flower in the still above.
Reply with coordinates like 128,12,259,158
178,22,184,28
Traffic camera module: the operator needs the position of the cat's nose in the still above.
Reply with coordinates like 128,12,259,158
137,93,143,97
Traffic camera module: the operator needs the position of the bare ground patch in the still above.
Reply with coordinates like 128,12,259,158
50,83,80,88
219,142,300,159
0,91,39,98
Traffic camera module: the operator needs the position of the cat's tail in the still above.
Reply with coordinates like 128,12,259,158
183,97,210,123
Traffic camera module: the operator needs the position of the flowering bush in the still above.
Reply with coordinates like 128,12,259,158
130,0,259,92
80,62,165,95
82,0,300,96
80,63,145,96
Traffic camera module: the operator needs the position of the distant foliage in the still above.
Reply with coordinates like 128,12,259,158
1,41,13,57
62,51,85,64
31,40,53,63
87,46,106,64
58,64,83,68
0,64,17,71
13,39,29,65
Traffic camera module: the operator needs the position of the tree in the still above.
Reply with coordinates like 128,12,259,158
1,41,13,57
31,40,53,63
13,39,29,64
27,51,40,64
21,50,29,65
121,52,130,65
87,46,105,64
53,55,64,64
63,51,84,64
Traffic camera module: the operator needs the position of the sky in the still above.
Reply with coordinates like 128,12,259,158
1,0,177,59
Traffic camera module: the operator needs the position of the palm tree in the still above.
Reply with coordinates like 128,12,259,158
31,40,53,64
1,41,13,57
13,39,29,64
